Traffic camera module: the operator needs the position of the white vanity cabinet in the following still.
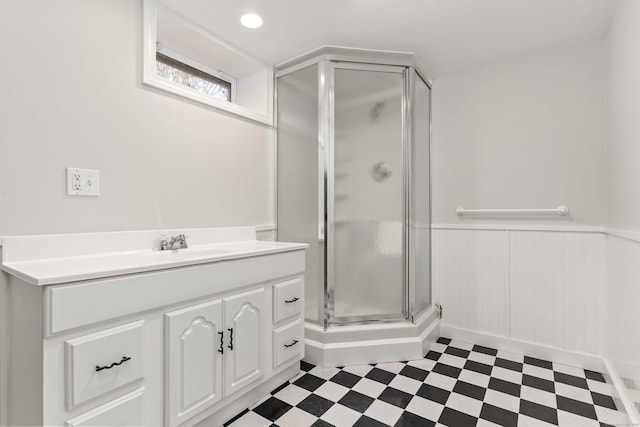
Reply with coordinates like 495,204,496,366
0,229,306,427
165,288,266,426
165,299,224,426
65,388,146,427
272,278,305,369
64,321,146,410
222,288,265,395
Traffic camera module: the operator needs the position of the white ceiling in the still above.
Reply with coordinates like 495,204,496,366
163,0,615,78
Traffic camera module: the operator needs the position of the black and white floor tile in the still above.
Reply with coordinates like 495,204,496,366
224,337,630,426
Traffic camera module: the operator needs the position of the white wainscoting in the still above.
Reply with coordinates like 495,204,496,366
433,227,606,356
509,231,605,355
433,229,509,337
607,234,640,385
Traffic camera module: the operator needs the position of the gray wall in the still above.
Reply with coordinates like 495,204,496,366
430,39,609,359
432,40,606,226
606,0,640,391
0,0,274,237
607,1,640,232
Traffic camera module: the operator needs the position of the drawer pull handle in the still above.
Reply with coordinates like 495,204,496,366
95,356,131,372
227,328,234,351
285,297,300,304
284,340,299,348
217,331,224,354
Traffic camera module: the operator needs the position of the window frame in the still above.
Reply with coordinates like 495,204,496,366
142,0,274,126
155,47,237,103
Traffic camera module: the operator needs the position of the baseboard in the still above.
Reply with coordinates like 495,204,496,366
439,327,640,422
603,358,640,425
439,325,605,372
610,359,640,385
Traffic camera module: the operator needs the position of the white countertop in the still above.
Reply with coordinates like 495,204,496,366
0,227,307,285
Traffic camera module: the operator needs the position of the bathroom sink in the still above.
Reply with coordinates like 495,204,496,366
0,227,308,286
142,246,233,262
142,246,233,264
179,246,233,257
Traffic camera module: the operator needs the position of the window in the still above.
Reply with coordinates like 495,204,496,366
143,0,273,125
156,52,232,102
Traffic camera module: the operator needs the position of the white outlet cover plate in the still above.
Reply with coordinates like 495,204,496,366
66,168,99,196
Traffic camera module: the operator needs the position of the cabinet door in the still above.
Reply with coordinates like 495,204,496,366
165,299,223,426
223,288,265,396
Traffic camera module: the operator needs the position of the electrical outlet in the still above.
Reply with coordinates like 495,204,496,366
72,173,81,191
66,168,99,196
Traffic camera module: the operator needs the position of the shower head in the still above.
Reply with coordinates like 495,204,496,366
372,161,392,182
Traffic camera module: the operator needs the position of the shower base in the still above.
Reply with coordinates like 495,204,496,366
303,306,440,368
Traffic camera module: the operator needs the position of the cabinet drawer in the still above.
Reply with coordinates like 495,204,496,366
65,388,144,426
273,319,304,369
46,250,305,335
65,321,144,409
273,278,303,324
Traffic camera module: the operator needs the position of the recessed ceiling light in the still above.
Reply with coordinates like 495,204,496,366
240,13,263,29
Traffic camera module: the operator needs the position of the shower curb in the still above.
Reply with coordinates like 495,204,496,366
303,308,440,368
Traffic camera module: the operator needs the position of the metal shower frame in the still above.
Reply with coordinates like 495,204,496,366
275,47,433,329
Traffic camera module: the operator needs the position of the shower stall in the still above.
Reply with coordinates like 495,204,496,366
276,47,437,367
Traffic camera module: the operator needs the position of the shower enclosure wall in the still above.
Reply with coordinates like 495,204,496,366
276,47,438,367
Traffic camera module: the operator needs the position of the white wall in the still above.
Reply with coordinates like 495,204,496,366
0,0,274,237
606,0,640,390
433,40,606,226
607,1,640,233
0,272,6,426
431,40,608,358
0,3,274,421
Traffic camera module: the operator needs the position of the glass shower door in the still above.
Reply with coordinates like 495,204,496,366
410,71,432,318
329,63,407,323
276,64,323,324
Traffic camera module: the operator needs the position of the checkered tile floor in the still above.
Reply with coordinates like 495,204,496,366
224,337,630,426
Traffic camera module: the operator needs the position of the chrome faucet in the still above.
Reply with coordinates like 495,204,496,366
159,234,188,251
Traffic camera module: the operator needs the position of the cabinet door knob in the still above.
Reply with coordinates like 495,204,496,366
95,356,131,372
284,340,299,348
284,297,299,304
227,328,234,350
217,331,224,354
